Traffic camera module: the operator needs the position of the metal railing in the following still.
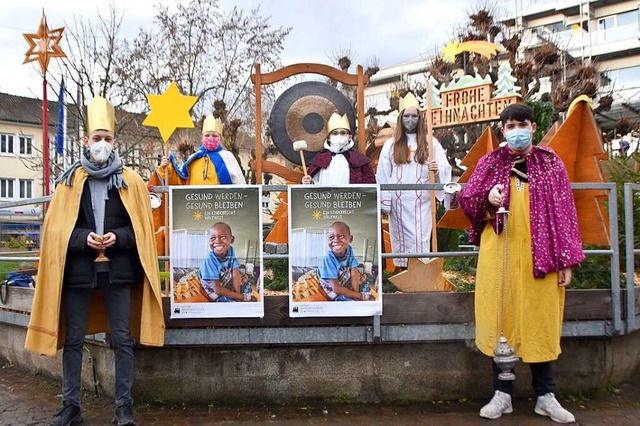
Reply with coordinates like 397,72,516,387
624,183,640,334
0,182,636,345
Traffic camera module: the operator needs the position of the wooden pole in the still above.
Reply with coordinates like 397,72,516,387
356,65,366,153
163,143,170,296
254,63,263,184
424,81,438,252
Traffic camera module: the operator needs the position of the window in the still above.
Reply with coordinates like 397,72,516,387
19,179,33,199
602,65,640,88
0,134,14,154
617,10,639,27
543,22,565,33
598,10,639,42
598,16,614,32
618,66,640,84
0,179,14,198
19,136,33,155
529,0,554,6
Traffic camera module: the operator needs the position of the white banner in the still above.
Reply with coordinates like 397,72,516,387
170,185,264,318
288,185,382,317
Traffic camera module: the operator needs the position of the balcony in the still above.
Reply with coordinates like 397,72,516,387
498,0,614,22
524,23,640,59
497,0,563,21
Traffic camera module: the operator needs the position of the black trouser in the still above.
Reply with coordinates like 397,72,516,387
493,360,555,397
62,284,133,408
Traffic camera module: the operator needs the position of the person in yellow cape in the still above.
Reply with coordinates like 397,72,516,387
159,114,245,185
25,96,165,426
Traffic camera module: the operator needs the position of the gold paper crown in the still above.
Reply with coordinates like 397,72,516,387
399,92,420,112
87,96,116,133
326,113,351,134
203,114,223,135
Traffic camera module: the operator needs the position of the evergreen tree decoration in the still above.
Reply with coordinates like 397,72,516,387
421,73,442,108
493,62,521,98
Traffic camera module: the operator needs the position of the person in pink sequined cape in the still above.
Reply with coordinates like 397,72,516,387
460,104,584,424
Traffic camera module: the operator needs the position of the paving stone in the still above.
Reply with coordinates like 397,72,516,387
2,362,640,425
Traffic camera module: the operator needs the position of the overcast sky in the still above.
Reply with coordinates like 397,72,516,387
0,0,478,99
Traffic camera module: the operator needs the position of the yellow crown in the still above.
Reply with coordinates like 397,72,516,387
87,96,116,133
203,114,223,135
399,92,420,112
326,113,351,134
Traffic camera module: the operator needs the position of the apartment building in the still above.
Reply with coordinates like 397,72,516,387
496,0,640,130
364,1,640,133
0,93,65,201
0,93,60,240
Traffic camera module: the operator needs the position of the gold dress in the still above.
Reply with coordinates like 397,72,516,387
475,176,564,363
161,156,221,185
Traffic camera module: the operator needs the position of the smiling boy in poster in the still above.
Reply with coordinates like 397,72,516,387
317,221,368,301
199,222,250,302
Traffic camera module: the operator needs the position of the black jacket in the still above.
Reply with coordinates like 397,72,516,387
63,181,143,288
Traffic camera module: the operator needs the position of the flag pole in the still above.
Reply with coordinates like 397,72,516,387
42,77,50,197
62,76,68,170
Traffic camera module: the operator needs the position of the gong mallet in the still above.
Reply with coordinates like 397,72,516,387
293,140,308,176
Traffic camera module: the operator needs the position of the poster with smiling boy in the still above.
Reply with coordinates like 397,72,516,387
170,186,263,318
288,185,382,317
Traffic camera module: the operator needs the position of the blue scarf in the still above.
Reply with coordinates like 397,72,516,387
170,145,232,184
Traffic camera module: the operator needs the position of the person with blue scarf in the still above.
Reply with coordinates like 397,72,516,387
160,115,244,185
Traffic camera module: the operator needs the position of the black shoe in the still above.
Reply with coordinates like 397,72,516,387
112,403,137,426
49,404,83,426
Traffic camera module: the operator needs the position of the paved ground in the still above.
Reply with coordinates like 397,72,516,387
2,361,640,425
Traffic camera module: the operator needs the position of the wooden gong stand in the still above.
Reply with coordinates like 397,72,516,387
250,63,369,183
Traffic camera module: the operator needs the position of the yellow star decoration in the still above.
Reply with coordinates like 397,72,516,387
23,12,66,74
442,40,461,63
442,40,500,63
312,210,322,220
193,211,203,221
143,81,197,142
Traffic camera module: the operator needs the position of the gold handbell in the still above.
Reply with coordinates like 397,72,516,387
93,235,110,273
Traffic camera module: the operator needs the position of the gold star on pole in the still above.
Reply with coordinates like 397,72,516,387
23,12,66,75
143,81,198,142
442,40,462,63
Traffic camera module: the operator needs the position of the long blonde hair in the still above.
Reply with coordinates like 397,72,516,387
392,110,429,165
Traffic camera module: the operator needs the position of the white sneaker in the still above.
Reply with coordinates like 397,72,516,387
479,390,513,419
534,392,576,423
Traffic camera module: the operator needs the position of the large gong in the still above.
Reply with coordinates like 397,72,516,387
269,81,355,165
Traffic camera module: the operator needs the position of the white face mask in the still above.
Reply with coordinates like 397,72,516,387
89,140,113,163
327,134,353,153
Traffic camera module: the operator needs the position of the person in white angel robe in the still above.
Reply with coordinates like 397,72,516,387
375,93,452,268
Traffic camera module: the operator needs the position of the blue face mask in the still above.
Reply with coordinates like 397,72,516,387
505,128,532,151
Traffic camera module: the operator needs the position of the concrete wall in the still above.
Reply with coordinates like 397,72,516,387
2,323,640,404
